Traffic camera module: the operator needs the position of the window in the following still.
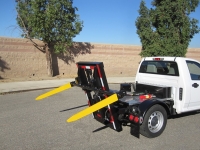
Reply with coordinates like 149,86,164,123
139,61,179,76
186,60,200,80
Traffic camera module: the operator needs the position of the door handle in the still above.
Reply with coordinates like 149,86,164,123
192,83,199,88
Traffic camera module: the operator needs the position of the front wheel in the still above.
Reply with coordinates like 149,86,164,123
140,104,167,138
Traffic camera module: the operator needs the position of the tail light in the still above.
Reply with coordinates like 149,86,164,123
139,94,152,101
129,114,139,123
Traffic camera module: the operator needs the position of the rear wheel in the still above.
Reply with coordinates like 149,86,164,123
140,104,167,138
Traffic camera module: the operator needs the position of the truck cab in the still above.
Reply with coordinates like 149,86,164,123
135,57,200,114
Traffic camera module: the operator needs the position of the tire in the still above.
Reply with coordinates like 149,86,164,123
140,104,167,138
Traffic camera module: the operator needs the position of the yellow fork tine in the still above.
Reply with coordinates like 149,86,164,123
67,94,118,122
35,83,72,100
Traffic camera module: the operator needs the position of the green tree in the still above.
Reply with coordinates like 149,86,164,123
16,0,83,76
136,0,200,57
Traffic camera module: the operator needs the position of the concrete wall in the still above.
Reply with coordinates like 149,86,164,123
0,37,200,80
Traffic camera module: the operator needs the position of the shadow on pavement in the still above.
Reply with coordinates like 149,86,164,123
169,110,200,119
60,104,88,112
93,125,109,133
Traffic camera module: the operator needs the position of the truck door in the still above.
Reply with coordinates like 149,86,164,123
186,60,200,110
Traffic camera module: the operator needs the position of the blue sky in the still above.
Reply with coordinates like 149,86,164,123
0,0,200,48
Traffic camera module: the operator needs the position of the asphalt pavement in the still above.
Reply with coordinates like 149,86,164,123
0,77,135,93
1,85,200,150
1,77,200,150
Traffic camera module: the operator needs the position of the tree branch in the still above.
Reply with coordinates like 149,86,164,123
16,2,46,52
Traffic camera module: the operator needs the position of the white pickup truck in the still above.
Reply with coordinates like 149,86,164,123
36,57,200,138
133,57,200,137
136,57,200,114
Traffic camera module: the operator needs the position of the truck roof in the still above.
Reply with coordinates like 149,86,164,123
143,57,196,62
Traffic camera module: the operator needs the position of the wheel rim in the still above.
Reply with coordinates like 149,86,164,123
148,111,164,133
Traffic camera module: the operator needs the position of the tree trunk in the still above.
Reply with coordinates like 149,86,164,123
45,44,53,77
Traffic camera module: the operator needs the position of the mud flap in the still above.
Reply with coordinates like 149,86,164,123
130,122,140,138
